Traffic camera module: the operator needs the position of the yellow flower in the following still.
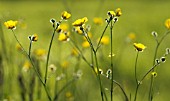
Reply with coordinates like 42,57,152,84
93,17,103,25
71,48,79,56
126,33,136,43
4,20,18,29
34,49,46,57
32,34,38,42
22,61,32,72
115,8,122,17
65,91,72,98
61,61,69,68
133,43,146,51
107,11,116,17
56,23,69,33
74,27,83,34
58,32,70,41
61,11,71,20
165,19,170,29
16,43,22,51
97,36,109,45
82,41,90,48
72,17,88,26
151,72,157,77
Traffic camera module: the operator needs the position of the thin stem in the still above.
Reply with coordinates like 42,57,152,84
134,51,139,84
94,52,105,101
53,79,76,101
11,30,52,101
96,19,112,52
44,28,57,84
81,27,105,101
140,63,159,82
134,51,139,101
110,20,114,101
113,80,129,101
28,41,32,57
149,30,170,101
134,84,140,101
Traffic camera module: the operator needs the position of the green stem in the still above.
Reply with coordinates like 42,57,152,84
53,79,76,101
28,40,32,57
134,84,140,101
113,80,129,101
96,19,111,52
44,28,57,84
110,20,114,101
135,51,139,84
134,51,139,101
149,30,170,101
11,30,52,101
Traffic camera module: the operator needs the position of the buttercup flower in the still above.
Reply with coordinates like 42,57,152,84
97,36,109,45
61,61,69,68
22,61,32,72
74,27,83,34
34,49,46,57
29,34,38,42
115,8,122,17
61,11,71,20
93,17,103,25
4,20,18,29
56,23,69,33
72,17,88,27
134,43,146,51
58,32,70,41
107,11,116,17
82,41,90,48
165,19,170,29
16,43,22,51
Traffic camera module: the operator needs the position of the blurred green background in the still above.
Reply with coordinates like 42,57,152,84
0,0,170,101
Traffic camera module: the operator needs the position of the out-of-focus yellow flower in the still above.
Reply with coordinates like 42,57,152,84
97,36,109,45
134,43,146,52
151,72,157,77
16,43,22,51
34,49,46,57
107,11,116,17
165,19,170,29
65,91,72,98
93,17,103,25
56,23,69,33
71,48,79,56
22,61,32,72
115,8,122,17
72,17,88,26
4,20,18,29
61,61,69,68
126,33,136,43
58,32,70,41
82,41,90,48
61,11,71,20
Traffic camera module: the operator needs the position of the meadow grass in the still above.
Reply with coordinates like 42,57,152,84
0,0,170,101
